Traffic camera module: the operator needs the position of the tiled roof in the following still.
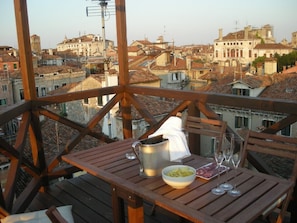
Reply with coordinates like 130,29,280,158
254,43,291,49
222,30,248,40
133,40,152,46
198,72,272,94
259,73,297,100
116,95,178,120
47,82,80,95
34,65,83,75
129,70,160,84
0,52,18,62
128,46,142,52
282,63,297,74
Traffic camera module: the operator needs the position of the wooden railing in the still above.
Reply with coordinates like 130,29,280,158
1,0,297,216
1,84,297,214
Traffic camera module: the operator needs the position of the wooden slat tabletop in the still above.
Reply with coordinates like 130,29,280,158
62,139,293,223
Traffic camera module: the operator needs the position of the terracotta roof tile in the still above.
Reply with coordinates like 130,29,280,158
129,70,160,84
254,43,291,49
116,95,178,120
259,73,297,100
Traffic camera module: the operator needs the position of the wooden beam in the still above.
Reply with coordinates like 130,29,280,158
14,0,36,100
115,0,129,86
115,0,132,138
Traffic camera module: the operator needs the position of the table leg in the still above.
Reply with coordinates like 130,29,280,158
127,205,144,223
111,184,144,223
111,187,125,223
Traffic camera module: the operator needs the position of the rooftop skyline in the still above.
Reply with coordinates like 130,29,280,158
1,0,296,49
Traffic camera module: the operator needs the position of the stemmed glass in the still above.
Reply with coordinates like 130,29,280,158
211,136,225,195
228,139,243,196
220,133,234,191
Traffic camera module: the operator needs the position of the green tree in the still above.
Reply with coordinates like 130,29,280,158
252,56,265,68
274,51,297,72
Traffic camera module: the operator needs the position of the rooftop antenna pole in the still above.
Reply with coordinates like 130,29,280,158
87,0,112,137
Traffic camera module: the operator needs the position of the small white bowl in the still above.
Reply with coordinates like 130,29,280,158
162,165,196,189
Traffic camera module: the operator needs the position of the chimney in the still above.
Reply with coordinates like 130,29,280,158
49,48,53,55
219,28,223,40
186,56,191,70
244,26,249,40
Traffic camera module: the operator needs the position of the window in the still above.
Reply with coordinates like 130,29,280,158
83,98,89,104
3,64,8,71
281,125,291,136
41,87,46,96
0,98,7,106
19,89,24,100
54,85,59,89
216,113,223,120
235,116,249,128
172,73,179,81
262,120,275,128
13,63,17,70
97,96,103,106
215,50,218,57
249,50,252,58
232,88,250,96
2,85,7,92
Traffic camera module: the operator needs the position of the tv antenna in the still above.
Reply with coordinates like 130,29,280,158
86,0,115,20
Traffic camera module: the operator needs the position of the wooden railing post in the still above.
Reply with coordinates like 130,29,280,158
115,0,132,138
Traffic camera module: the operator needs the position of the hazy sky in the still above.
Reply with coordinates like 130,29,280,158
1,0,296,49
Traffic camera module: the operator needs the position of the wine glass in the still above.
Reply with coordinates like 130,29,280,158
211,137,225,195
228,139,243,196
220,133,234,191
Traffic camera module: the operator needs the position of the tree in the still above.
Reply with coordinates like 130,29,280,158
274,51,297,72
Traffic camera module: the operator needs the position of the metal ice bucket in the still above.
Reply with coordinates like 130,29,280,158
132,135,174,177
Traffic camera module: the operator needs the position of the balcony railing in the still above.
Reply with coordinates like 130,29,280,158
1,0,297,216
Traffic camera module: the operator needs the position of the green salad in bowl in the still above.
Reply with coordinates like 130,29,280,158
162,165,196,189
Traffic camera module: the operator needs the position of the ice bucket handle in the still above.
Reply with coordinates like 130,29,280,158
132,141,143,173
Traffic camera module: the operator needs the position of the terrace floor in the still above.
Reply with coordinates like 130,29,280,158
27,173,186,223
26,172,292,223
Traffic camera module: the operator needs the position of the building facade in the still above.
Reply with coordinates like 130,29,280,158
213,24,276,67
56,34,114,57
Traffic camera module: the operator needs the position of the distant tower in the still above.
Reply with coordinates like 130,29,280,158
30,34,41,54
292,31,297,48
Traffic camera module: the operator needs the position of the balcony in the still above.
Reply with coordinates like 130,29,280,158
0,0,296,222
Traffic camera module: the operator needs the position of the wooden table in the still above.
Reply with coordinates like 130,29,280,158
62,139,292,223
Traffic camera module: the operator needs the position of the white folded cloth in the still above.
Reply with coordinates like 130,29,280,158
149,116,191,162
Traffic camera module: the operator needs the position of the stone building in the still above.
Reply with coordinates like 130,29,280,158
213,24,276,67
56,34,114,57
11,66,86,103
291,31,297,48
253,43,292,58
30,34,41,54
195,71,297,156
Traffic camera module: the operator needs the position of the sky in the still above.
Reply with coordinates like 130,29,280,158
1,0,296,49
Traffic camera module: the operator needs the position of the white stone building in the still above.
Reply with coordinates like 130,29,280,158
56,34,114,57
213,24,276,67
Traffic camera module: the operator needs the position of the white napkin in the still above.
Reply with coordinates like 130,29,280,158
149,116,191,162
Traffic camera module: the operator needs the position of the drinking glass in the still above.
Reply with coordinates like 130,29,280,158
220,133,234,191
211,137,225,195
228,139,243,196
